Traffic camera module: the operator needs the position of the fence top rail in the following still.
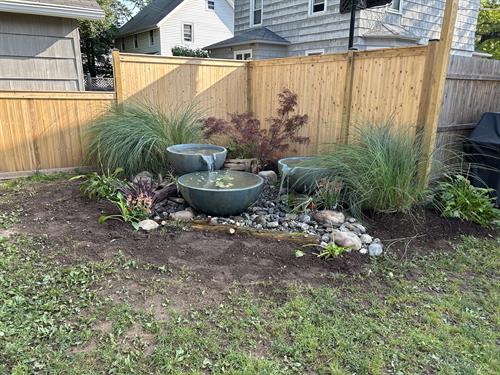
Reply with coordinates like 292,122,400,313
119,53,247,67
0,91,116,100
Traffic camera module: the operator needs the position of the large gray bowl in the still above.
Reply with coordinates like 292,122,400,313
166,144,227,175
278,156,330,194
178,170,264,216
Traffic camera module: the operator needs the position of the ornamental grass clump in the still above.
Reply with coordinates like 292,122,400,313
312,124,428,215
86,102,203,176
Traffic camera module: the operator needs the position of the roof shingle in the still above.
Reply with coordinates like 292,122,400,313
204,27,290,50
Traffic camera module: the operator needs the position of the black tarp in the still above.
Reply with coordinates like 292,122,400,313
463,112,500,206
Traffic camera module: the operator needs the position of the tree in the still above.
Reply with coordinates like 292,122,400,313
79,0,152,76
475,0,500,59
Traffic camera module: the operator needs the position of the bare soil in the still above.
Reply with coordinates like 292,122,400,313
1,179,496,293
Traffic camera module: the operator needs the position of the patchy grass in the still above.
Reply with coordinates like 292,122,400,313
0,234,498,374
0,172,75,192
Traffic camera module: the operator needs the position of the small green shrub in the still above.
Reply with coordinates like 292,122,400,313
311,124,429,215
99,192,149,230
172,46,209,58
71,168,124,200
86,102,203,176
434,174,500,227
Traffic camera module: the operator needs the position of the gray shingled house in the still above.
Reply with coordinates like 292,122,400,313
0,0,104,90
205,0,480,60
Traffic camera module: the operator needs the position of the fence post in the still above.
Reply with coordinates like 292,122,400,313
112,49,124,104
246,61,253,113
340,49,355,143
417,0,458,186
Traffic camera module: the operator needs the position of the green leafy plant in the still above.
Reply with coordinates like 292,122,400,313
98,192,149,230
299,242,349,260
434,174,500,227
311,124,431,215
86,102,203,175
71,168,124,200
312,178,344,210
172,46,210,58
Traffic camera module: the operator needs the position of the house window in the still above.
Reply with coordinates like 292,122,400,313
389,0,402,12
234,49,252,60
183,23,193,42
207,0,215,9
149,30,154,45
250,0,263,26
310,0,326,14
121,38,125,50
306,49,325,56
134,34,138,48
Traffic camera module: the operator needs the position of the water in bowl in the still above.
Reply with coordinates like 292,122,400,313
179,147,221,156
181,170,261,190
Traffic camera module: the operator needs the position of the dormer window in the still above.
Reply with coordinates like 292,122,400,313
250,0,262,26
310,0,326,14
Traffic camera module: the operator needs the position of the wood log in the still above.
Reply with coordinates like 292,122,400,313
188,221,320,245
223,158,259,173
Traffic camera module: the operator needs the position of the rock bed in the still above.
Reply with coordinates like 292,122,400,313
152,182,383,257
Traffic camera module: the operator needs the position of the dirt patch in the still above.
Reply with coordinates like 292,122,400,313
1,179,496,298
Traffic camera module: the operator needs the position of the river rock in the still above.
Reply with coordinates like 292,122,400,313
321,234,331,243
258,170,278,184
313,210,345,225
138,219,159,232
331,230,362,251
267,221,279,229
133,171,153,185
170,210,195,221
360,234,373,244
368,243,383,257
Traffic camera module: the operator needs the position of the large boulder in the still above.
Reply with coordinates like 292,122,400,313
331,229,362,250
314,210,345,225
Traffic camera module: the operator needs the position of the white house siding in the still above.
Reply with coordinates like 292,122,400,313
118,29,161,54
234,0,479,57
0,12,84,90
159,0,234,56
358,0,479,55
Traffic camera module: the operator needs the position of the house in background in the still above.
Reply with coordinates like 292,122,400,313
205,0,480,60
0,0,104,90
116,0,234,56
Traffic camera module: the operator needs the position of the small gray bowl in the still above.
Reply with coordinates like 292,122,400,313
278,156,330,194
166,144,227,175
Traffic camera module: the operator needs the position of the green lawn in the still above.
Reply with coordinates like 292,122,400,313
0,234,498,374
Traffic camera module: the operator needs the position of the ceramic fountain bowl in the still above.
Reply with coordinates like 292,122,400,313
166,144,227,175
278,156,330,194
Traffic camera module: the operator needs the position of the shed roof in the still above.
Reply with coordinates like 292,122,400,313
205,27,290,50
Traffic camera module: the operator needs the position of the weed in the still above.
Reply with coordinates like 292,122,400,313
71,167,124,200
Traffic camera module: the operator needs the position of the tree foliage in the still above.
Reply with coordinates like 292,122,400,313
79,0,152,76
475,0,500,59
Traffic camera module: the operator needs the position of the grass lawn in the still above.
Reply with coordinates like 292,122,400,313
1,233,498,374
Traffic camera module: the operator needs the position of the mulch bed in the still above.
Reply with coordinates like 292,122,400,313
1,179,496,290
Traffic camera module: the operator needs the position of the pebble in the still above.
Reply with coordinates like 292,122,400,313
228,228,236,235
170,210,195,221
368,243,383,257
267,221,280,228
321,233,331,243
360,234,373,244
258,170,278,183
359,248,368,255
313,210,345,225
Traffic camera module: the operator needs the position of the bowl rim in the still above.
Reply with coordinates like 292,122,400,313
278,156,328,171
166,143,227,156
177,171,264,192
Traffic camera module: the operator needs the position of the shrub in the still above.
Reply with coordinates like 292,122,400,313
172,46,209,58
434,174,500,227
311,124,429,215
86,102,203,176
203,89,309,168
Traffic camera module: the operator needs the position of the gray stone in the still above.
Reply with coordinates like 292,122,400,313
138,219,159,232
321,234,331,243
298,222,310,231
320,241,328,247
299,214,312,223
259,170,278,184
285,213,298,221
360,234,373,244
133,171,153,185
254,215,267,225
348,217,356,223
368,243,383,257
352,223,366,234
332,230,362,251
359,248,368,255
170,210,195,221
267,221,280,229
210,217,218,225
313,210,345,225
